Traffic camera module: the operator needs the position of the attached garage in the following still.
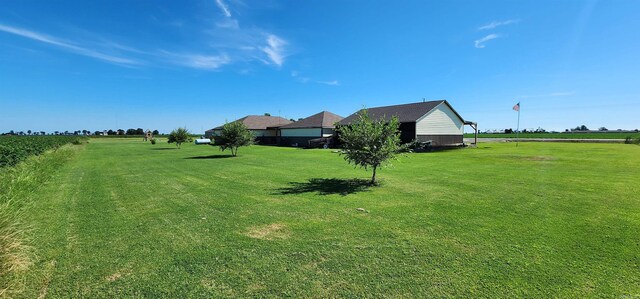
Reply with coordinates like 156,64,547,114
338,100,470,146
415,101,465,144
205,115,292,145
278,111,343,146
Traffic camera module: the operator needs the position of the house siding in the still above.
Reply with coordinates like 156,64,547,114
208,129,277,144
415,103,464,136
280,128,322,137
253,129,277,137
206,129,276,138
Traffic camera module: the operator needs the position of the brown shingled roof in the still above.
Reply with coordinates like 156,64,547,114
210,115,292,130
338,100,463,125
279,111,344,129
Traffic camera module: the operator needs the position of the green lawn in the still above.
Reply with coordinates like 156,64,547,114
9,139,640,297
464,132,640,139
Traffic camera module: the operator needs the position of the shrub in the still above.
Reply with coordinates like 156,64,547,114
167,127,190,148
218,122,254,156
150,138,156,145
337,109,403,185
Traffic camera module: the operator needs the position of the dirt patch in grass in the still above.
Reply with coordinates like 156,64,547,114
243,223,290,240
246,282,266,292
201,278,234,295
105,267,132,282
106,272,122,282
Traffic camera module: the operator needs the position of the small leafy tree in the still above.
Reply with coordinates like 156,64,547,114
218,121,254,157
168,127,190,148
337,109,402,185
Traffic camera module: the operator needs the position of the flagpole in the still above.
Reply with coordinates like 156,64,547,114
516,103,520,147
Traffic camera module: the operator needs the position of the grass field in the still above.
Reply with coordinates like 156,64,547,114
5,138,640,297
463,132,640,139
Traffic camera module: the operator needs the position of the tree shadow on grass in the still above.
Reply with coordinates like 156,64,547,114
274,178,373,196
185,154,234,159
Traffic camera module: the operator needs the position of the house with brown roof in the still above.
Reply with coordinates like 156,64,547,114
338,100,470,146
278,111,344,146
205,115,292,145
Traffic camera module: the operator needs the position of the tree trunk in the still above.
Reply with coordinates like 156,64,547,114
371,165,377,185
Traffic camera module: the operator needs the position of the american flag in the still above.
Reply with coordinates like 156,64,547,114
513,102,520,111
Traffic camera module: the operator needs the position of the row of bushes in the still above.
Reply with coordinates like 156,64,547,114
624,136,640,144
0,136,86,168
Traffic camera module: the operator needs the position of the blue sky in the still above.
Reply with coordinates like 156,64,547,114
1,0,639,134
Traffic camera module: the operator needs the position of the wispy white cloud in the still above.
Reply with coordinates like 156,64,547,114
261,34,287,66
0,24,140,65
474,34,499,48
215,0,232,17
179,54,230,70
0,23,234,70
1,0,292,71
158,51,230,70
291,71,310,83
478,19,519,30
316,80,339,86
215,18,239,29
519,91,576,98
207,1,290,68
292,71,338,86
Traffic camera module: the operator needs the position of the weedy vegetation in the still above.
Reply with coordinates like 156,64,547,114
0,143,82,297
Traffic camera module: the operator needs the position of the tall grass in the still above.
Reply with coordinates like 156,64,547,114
0,144,81,297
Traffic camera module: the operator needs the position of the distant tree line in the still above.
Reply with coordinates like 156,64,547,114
481,125,638,134
2,129,161,136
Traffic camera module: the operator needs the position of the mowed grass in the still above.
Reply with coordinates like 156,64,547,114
14,139,640,297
